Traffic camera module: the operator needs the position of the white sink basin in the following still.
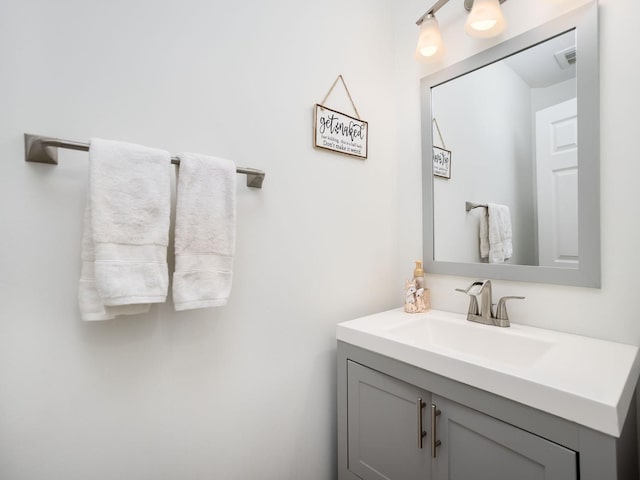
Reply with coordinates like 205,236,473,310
337,308,640,437
384,315,554,368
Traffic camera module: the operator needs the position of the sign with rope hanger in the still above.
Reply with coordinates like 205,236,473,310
313,75,368,159
432,117,451,179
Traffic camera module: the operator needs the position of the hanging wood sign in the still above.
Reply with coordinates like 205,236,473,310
314,105,368,159
433,146,451,179
432,118,451,179
313,75,368,159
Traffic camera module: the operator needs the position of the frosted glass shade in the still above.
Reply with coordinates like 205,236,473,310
416,15,443,58
465,0,506,38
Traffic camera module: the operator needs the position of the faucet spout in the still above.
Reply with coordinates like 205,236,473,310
476,280,493,319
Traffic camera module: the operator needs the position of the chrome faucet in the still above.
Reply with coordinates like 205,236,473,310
455,280,524,327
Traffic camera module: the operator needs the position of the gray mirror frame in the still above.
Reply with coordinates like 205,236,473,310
421,1,599,288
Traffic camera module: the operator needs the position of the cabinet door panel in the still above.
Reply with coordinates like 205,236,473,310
347,361,431,480
432,395,577,480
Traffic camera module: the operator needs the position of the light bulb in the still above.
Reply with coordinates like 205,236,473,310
465,0,506,38
416,14,443,59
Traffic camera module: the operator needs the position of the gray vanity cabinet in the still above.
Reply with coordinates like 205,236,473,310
345,360,577,480
338,341,638,480
347,361,431,480
431,394,577,480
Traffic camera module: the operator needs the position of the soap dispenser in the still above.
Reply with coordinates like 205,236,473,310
405,260,430,313
413,261,425,289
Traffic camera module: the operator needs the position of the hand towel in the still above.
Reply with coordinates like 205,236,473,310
84,138,171,314
173,152,236,311
78,203,151,321
480,203,513,264
479,209,490,260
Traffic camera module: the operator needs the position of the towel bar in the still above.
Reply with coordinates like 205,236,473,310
24,133,265,188
465,201,488,212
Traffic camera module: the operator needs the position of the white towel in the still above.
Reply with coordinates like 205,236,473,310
173,153,236,311
479,203,512,264
78,138,171,320
78,203,151,320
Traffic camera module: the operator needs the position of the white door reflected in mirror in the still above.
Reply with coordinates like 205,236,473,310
536,98,578,268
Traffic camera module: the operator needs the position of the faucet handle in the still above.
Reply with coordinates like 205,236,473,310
495,296,525,321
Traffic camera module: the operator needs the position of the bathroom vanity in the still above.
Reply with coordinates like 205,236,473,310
336,309,640,480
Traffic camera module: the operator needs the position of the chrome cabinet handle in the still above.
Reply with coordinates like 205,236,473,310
431,404,441,458
417,398,427,448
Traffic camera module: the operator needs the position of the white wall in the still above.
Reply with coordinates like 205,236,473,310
432,61,535,265
531,78,577,114
0,1,403,479
2,0,640,478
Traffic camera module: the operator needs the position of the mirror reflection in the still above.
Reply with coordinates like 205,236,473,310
432,30,578,268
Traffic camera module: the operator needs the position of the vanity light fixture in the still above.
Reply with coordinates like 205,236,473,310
415,0,508,59
465,0,506,38
416,13,444,58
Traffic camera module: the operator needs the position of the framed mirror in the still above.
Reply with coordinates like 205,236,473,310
421,2,600,287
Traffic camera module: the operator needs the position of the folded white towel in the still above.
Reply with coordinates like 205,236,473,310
479,203,512,264
78,138,171,319
173,153,236,311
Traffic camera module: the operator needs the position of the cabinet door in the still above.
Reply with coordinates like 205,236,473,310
431,394,577,480
347,361,431,480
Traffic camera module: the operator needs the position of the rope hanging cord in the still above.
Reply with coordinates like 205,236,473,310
320,75,361,120
432,117,447,150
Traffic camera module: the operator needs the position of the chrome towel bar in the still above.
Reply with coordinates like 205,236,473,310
465,201,488,212
24,133,265,188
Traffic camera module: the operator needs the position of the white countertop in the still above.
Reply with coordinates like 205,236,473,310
337,308,640,437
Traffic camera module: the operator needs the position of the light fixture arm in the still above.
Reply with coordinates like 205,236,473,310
416,0,507,25
416,0,451,25
464,0,506,12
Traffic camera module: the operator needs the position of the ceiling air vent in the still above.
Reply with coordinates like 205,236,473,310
554,46,577,69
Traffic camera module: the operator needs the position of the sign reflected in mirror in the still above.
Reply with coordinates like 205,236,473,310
433,146,451,179
421,2,600,287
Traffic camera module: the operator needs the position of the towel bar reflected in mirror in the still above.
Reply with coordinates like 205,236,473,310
465,201,488,212
24,133,265,188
